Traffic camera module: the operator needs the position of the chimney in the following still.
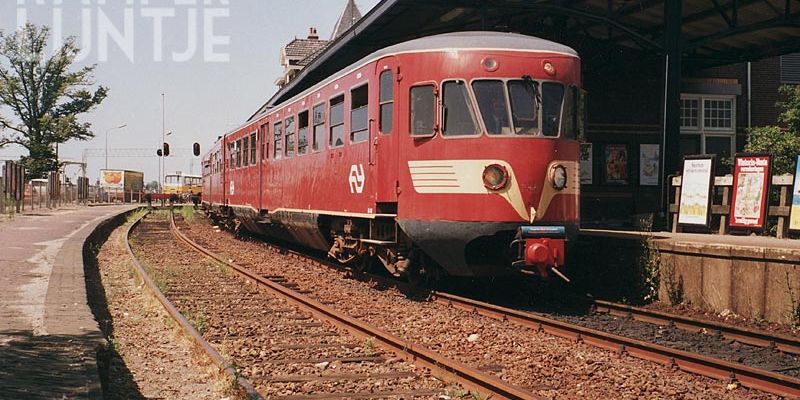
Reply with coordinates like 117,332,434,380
308,27,319,40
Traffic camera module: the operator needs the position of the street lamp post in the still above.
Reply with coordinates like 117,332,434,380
105,123,127,169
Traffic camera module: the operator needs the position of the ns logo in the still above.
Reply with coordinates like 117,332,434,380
348,164,365,194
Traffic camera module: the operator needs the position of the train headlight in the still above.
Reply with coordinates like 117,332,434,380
483,164,509,191
550,164,568,190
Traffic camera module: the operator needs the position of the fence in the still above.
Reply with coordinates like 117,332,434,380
670,174,794,238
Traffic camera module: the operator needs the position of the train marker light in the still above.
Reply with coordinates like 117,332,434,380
549,164,567,190
543,61,556,76
482,164,508,191
481,57,499,72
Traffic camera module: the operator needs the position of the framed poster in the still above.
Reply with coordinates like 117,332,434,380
791,155,800,230
580,143,593,184
604,144,628,184
639,144,660,186
729,153,772,230
678,155,716,227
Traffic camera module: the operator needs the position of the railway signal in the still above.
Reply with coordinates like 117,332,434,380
163,142,170,157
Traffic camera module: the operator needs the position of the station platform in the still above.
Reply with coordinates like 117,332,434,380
576,228,800,325
0,206,136,399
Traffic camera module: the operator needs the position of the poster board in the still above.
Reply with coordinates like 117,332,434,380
790,156,800,231
580,143,593,184
678,155,715,227
639,144,660,186
729,153,771,230
100,169,124,189
604,144,628,184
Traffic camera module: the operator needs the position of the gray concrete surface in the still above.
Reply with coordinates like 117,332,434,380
0,206,136,399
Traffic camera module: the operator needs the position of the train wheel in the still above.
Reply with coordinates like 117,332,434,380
354,254,374,274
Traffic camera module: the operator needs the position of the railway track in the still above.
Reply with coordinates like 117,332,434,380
183,210,800,399
130,210,541,399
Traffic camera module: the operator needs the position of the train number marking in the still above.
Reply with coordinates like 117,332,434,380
349,164,365,194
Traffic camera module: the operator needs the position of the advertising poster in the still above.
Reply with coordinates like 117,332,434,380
789,156,800,230
604,144,628,184
100,170,124,189
639,144,660,186
580,143,593,184
730,154,771,229
678,156,715,227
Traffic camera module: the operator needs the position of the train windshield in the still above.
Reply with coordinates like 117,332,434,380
472,79,565,137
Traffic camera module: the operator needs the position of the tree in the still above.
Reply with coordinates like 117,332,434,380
145,180,160,192
0,24,108,178
744,84,800,175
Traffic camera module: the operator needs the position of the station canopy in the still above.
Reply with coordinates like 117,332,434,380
254,0,800,116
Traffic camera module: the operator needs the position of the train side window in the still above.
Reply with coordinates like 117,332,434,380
561,86,577,140
329,95,345,147
236,138,243,168
298,110,309,155
228,143,235,169
442,80,479,136
285,116,295,157
312,103,325,152
379,70,393,134
410,85,435,136
273,122,283,159
242,135,249,167
260,123,268,161
350,84,369,143
250,132,257,163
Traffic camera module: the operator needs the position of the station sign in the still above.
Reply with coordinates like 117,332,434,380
729,153,771,230
678,155,715,228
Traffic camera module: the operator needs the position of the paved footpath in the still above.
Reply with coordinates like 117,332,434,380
0,206,135,400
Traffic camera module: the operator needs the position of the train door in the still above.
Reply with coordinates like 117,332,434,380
259,121,269,211
373,56,399,210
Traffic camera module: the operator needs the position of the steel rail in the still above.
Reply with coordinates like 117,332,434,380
124,211,264,400
592,299,800,356
431,291,800,399
169,212,541,400
187,213,800,398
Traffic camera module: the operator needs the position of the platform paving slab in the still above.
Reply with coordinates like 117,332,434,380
0,206,136,399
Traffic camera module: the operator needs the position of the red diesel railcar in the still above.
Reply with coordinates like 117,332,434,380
202,31,583,283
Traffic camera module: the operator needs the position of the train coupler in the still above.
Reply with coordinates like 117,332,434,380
511,226,568,281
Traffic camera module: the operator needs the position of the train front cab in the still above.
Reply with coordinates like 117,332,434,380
393,42,583,280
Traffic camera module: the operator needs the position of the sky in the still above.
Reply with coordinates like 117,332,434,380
0,0,380,183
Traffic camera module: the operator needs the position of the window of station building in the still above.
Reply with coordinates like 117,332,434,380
473,80,511,135
703,99,733,129
442,80,479,136
329,95,345,147
410,85,435,136
297,110,309,155
680,99,700,129
541,82,565,137
379,70,394,133
285,116,295,157
350,85,369,143
313,103,325,152
273,121,283,159
780,53,800,84
250,132,257,164
242,135,249,167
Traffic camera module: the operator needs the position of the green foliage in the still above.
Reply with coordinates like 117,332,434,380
0,24,108,178
744,126,800,175
778,84,800,134
744,84,800,176
144,181,161,192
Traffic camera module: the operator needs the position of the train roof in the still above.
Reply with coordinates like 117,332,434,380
245,31,577,124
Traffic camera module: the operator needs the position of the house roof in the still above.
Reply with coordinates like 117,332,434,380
284,38,329,59
332,0,363,40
